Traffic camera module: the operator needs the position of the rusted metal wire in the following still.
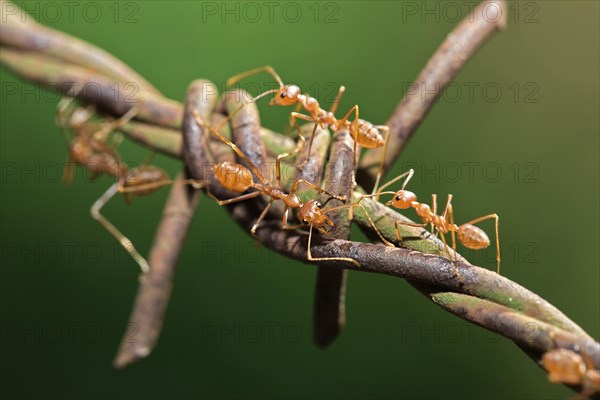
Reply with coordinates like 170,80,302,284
313,129,356,347
113,170,201,368
357,0,508,190
0,48,182,127
112,81,220,368
192,82,599,398
2,1,598,396
0,0,161,96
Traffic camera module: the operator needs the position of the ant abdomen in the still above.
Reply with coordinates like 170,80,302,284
123,165,169,196
213,161,254,193
354,119,384,148
458,224,490,250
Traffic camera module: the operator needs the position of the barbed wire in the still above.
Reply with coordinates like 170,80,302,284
1,1,598,397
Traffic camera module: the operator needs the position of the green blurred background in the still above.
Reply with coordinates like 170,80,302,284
1,1,598,398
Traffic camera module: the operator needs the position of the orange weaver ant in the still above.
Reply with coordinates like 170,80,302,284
193,111,394,267
356,169,501,275
56,97,205,273
542,348,600,398
223,66,390,193
56,96,136,182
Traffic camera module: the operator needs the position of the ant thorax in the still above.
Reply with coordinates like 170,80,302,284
414,202,432,219
299,94,321,114
260,185,299,206
282,193,301,209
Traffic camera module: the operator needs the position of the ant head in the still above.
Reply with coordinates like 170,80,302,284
270,85,300,106
298,200,333,232
386,190,417,209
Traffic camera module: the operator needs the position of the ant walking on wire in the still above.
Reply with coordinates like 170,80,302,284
56,97,205,273
193,111,394,268
222,66,390,193
56,96,135,183
356,169,501,275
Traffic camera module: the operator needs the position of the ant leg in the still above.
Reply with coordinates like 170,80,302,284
251,201,273,237
281,205,290,228
284,103,303,137
90,177,205,273
438,231,461,279
215,88,279,133
93,105,139,141
353,191,397,207
193,112,268,184
140,152,157,168
281,206,304,230
350,202,394,247
329,86,346,114
440,193,454,240
307,224,361,268
339,105,360,188
119,178,177,206
290,179,346,201
352,132,359,189
438,195,460,266
118,178,202,195
347,192,396,220
226,65,284,88
376,169,415,201
63,155,75,185
446,200,457,251
144,178,214,202
290,111,316,149
276,152,292,188
56,97,75,144
371,125,390,195
339,104,359,125
356,192,398,202
431,194,438,236
441,194,453,219
394,220,428,242
461,213,501,274
216,190,262,206
305,119,325,160
322,202,394,247
91,183,149,274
